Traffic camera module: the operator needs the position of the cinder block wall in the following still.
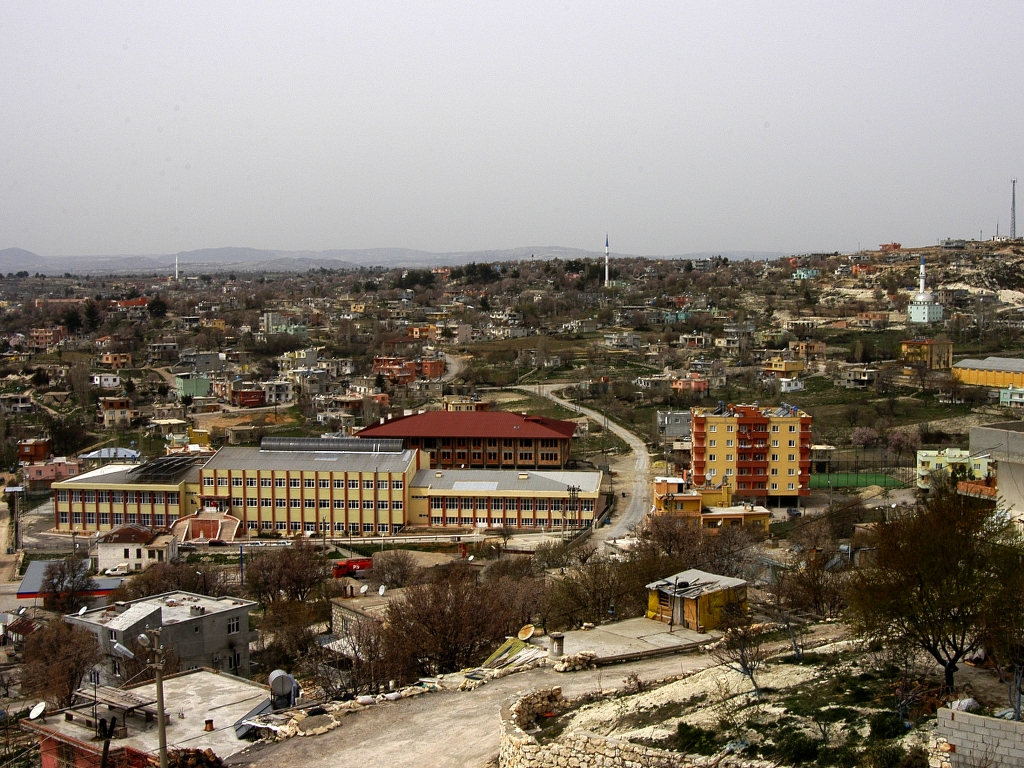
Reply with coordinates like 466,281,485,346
937,707,1024,767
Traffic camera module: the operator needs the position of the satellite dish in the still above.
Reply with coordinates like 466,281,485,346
18,607,25,615
137,633,150,647
359,584,369,594
467,555,474,561
78,606,87,616
378,585,386,596
29,702,46,720
517,624,536,641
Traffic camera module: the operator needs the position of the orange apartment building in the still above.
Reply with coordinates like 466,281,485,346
372,356,446,383
29,325,68,350
690,403,811,500
98,352,133,368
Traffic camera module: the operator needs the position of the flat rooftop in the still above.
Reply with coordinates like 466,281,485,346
21,669,270,760
411,469,602,494
203,445,419,474
75,592,254,628
56,461,201,486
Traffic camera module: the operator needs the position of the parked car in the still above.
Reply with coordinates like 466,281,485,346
786,508,802,518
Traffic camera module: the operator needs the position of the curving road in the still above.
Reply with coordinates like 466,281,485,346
516,384,651,540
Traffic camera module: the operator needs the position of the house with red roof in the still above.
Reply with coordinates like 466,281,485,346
356,411,578,470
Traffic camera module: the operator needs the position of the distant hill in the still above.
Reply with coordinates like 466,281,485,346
0,246,786,275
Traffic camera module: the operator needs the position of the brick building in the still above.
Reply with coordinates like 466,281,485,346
356,411,577,470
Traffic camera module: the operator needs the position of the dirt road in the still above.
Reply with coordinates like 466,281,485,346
230,624,848,768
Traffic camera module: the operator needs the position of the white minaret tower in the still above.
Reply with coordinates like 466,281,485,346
175,254,179,281
918,253,927,297
604,234,610,288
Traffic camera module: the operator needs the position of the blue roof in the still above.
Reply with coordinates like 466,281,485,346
17,559,123,599
80,447,142,460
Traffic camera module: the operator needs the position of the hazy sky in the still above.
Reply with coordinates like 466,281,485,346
3,2,1023,257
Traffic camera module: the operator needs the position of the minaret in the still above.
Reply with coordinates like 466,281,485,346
604,234,610,288
175,254,179,281
918,253,926,296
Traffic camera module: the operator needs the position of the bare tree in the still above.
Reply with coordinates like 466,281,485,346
245,540,329,607
68,363,93,407
373,550,418,588
495,526,517,551
711,605,769,697
348,617,392,695
41,556,96,614
22,621,103,708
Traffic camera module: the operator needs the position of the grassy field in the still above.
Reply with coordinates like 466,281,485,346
808,472,906,489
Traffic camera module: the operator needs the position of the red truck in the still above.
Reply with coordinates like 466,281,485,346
332,558,374,578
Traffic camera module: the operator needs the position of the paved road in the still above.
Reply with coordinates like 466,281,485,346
516,385,651,541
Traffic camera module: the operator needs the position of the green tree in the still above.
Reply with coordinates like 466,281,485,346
148,296,168,318
848,482,1021,690
83,300,101,331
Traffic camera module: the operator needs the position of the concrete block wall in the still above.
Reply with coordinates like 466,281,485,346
498,687,775,768
937,707,1024,767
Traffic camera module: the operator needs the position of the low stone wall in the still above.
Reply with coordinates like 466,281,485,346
935,707,1024,767
498,687,774,768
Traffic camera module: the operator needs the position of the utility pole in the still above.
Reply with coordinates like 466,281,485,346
139,628,168,768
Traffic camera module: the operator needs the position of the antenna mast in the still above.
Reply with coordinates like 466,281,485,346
1013,179,1017,240
604,235,609,288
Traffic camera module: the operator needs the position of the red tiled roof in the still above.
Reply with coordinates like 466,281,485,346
96,524,158,545
357,411,578,440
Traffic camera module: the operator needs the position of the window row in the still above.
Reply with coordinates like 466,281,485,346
227,497,403,510
427,497,595,512
60,511,177,527
243,520,404,533
429,516,586,527
203,476,404,489
58,490,180,505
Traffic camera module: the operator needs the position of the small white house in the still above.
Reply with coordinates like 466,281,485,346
92,524,178,574
779,377,805,394
91,374,121,389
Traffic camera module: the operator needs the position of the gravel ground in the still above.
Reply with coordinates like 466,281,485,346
228,624,849,768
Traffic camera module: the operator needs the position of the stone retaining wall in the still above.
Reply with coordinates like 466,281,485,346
935,707,1024,767
498,687,774,768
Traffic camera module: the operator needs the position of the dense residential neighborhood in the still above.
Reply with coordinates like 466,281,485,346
4,241,1024,766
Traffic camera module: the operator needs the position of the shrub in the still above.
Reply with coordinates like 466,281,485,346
668,722,718,755
868,710,906,740
775,731,820,764
898,746,929,768
865,743,907,768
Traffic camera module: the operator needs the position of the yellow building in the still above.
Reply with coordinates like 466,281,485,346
953,357,1024,388
651,476,703,515
197,438,423,536
407,468,602,530
900,337,953,370
690,404,811,500
764,357,805,375
646,569,748,632
53,456,202,534
651,477,768,532
53,437,605,537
